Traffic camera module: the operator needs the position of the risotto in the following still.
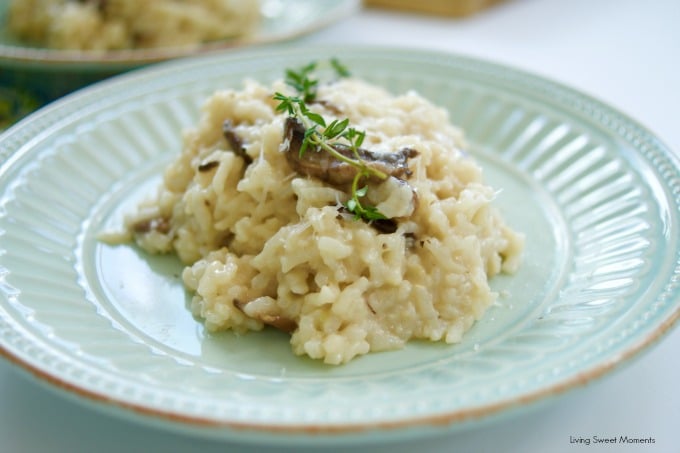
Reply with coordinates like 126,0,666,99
7,0,260,50
111,62,524,365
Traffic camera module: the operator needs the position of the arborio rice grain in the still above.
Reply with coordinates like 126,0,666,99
8,0,260,50
119,75,524,365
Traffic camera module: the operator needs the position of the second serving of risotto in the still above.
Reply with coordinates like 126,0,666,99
7,0,260,50
107,60,524,365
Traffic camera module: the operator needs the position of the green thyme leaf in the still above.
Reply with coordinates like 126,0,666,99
300,105,326,127
348,128,365,148
285,62,318,102
361,205,388,221
331,58,351,78
323,118,349,140
300,125,318,157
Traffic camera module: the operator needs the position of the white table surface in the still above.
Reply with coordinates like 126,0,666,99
2,0,679,452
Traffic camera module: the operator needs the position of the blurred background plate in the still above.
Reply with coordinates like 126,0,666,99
0,0,360,110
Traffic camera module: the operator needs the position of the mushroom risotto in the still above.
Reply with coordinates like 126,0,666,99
7,0,260,50
109,61,524,365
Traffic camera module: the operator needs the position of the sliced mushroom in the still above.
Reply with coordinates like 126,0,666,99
223,120,252,165
312,99,343,115
197,160,219,172
77,0,107,12
281,117,418,186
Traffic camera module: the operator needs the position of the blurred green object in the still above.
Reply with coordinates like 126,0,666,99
0,0,137,125
0,85,41,130
0,61,125,102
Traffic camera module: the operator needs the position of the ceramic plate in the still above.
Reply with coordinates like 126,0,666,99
0,46,678,444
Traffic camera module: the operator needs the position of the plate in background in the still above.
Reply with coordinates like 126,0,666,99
0,0,360,102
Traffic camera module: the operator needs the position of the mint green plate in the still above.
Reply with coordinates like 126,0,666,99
0,46,678,445
0,0,360,101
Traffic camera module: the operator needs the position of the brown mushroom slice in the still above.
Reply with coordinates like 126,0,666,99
223,120,252,165
281,117,418,185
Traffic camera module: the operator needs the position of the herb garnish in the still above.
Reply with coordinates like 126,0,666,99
273,60,389,222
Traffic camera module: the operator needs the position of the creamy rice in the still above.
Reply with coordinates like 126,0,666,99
8,0,260,50
114,73,524,365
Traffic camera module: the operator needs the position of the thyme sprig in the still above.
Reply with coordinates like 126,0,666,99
274,60,388,222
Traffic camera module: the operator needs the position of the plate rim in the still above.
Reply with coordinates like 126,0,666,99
1,313,679,439
1,44,679,443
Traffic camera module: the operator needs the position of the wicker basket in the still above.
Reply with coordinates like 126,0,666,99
364,0,505,17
